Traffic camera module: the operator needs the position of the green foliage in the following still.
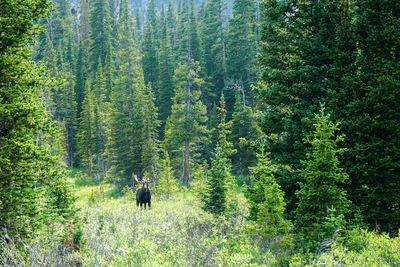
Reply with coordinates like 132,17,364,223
164,60,209,183
290,229,400,267
142,21,159,92
231,89,262,176
245,150,293,261
295,107,351,250
157,152,179,199
202,0,226,105
203,95,237,215
157,19,175,136
226,0,259,108
176,0,202,63
89,0,112,72
0,0,75,240
258,0,400,235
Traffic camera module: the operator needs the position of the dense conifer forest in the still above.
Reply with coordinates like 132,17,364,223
1,0,400,265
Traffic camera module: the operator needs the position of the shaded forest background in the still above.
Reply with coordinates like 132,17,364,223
1,0,400,265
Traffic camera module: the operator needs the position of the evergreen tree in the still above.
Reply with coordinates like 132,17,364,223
258,0,400,234
147,0,159,44
164,60,208,184
336,0,400,235
79,0,91,42
257,0,343,217
176,0,201,63
90,0,112,73
246,150,293,252
141,84,161,181
142,21,159,93
203,95,236,215
75,43,88,117
202,0,226,106
0,0,75,239
295,107,350,249
78,82,95,176
157,152,179,199
106,0,154,184
231,89,261,176
226,0,258,109
166,2,177,49
158,19,175,137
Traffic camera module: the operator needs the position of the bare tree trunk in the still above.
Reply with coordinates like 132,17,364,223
182,60,192,185
183,140,190,185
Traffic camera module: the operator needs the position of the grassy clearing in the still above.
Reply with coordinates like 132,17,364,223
2,173,399,266
73,182,274,266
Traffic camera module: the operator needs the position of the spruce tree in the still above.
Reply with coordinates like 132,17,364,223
226,0,258,109
258,0,400,234
90,0,113,73
336,0,400,234
142,21,159,93
176,0,201,63
231,89,261,176
141,84,161,181
246,151,293,252
164,60,208,184
157,19,175,136
202,0,226,106
106,0,154,184
203,95,236,215
78,82,95,176
295,107,350,249
0,0,75,239
157,152,179,199
257,0,344,217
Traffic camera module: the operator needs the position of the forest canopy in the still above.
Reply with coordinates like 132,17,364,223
1,0,399,265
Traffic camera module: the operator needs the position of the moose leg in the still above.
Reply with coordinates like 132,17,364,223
144,203,147,210
148,201,151,209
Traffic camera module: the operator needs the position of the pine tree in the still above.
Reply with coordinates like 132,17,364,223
91,64,107,177
258,0,400,234
231,89,261,176
335,0,400,235
75,43,88,117
176,0,201,63
164,60,208,184
202,0,226,106
141,84,161,181
90,0,113,73
158,19,175,137
246,151,293,252
0,0,75,239
257,0,343,217
295,107,350,249
157,152,179,199
166,2,177,50
78,82,95,176
142,21,159,93
79,0,91,42
226,0,258,109
106,0,153,184
147,0,159,44
203,95,236,215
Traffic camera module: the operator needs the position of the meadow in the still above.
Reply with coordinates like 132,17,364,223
2,172,400,267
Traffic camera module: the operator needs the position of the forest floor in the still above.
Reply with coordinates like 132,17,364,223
70,174,273,267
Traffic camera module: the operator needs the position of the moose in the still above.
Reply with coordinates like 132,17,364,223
133,173,151,209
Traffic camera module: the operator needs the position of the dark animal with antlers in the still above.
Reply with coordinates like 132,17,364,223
133,174,151,209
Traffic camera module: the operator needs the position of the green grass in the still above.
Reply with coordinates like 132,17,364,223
70,177,275,266
2,171,399,266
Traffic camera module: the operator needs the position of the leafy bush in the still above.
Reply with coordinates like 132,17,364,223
290,229,400,266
